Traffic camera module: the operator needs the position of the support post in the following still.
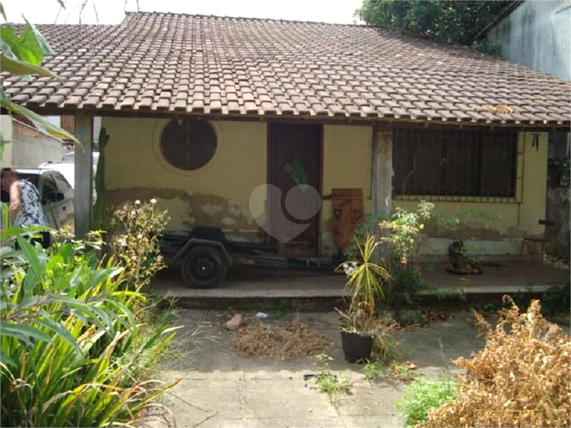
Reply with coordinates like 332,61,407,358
372,125,393,217
74,112,94,238
371,125,394,262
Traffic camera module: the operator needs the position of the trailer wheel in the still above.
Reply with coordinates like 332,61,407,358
181,246,227,288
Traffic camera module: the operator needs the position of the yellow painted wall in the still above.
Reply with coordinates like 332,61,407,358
102,117,267,239
321,124,373,252
396,131,548,238
101,117,547,256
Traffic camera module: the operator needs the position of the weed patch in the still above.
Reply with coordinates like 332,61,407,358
397,378,459,428
311,354,352,405
364,360,418,383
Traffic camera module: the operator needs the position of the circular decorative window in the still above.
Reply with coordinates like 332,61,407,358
160,119,217,171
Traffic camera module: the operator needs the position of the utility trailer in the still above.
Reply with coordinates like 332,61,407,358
160,226,336,288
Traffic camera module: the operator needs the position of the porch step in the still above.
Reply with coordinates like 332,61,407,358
152,262,567,310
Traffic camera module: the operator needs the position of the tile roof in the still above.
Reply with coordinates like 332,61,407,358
2,12,570,127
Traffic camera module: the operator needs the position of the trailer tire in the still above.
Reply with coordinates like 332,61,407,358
181,246,227,288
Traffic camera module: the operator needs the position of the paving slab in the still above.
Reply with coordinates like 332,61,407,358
142,308,569,428
334,382,403,417
242,380,336,419
343,415,403,428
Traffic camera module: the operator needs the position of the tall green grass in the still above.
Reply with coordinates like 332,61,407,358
1,203,177,427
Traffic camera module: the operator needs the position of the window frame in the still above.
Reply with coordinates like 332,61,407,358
392,127,521,203
159,118,218,172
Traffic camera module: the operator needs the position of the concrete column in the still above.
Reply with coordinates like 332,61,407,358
372,126,393,217
74,112,93,238
0,115,13,165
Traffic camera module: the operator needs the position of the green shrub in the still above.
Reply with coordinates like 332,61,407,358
344,213,387,260
0,200,177,427
104,199,170,292
395,309,427,327
396,378,459,428
379,201,434,266
542,276,570,314
379,201,434,306
385,263,427,306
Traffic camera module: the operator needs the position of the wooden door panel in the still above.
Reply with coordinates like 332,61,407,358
268,123,321,254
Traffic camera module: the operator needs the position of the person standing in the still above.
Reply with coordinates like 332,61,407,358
0,168,50,248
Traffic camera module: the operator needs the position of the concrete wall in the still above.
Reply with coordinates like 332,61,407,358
103,117,267,242
0,114,12,145
1,118,68,167
102,116,547,258
321,124,372,253
102,117,374,246
487,0,571,81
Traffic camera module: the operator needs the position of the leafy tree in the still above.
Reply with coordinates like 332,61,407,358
355,0,511,54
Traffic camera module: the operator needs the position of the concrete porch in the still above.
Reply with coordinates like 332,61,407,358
152,261,568,304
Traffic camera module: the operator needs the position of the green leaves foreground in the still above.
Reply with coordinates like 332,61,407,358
0,8,77,141
0,229,179,427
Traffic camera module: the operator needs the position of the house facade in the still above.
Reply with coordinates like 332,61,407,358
2,12,569,260
100,116,549,259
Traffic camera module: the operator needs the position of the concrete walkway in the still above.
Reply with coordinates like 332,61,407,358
141,310,493,428
144,262,568,427
152,261,567,302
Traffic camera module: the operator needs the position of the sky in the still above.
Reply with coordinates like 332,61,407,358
2,0,365,25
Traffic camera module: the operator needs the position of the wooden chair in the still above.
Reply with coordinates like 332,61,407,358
519,219,556,264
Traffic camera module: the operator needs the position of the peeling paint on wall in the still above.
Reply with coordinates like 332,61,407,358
105,188,264,242
228,205,242,217
222,217,236,226
202,203,223,215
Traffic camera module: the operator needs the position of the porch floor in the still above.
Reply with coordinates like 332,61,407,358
152,261,567,302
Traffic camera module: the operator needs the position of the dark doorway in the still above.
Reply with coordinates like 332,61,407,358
268,123,322,256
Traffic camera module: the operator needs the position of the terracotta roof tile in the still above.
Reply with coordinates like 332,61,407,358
3,12,569,127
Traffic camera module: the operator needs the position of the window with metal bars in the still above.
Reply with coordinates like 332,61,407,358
393,128,517,199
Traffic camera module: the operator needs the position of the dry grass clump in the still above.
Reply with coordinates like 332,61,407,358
232,319,333,359
426,296,570,428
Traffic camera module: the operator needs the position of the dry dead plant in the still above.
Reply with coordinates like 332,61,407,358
426,296,571,428
232,319,333,359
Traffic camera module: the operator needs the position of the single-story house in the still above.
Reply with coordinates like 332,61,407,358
2,12,570,260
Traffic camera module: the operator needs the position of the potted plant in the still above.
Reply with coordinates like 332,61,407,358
337,235,389,363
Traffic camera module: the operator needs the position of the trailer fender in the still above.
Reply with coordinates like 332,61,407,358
172,238,232,267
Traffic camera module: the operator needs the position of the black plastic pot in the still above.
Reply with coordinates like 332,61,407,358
340,331,374,363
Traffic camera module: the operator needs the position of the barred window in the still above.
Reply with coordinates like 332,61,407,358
393,128,517,198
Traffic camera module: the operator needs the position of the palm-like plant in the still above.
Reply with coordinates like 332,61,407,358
339,235,389,332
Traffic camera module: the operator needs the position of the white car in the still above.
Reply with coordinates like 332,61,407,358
39,151,99,191
36,161,75,189
9,168,75,230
